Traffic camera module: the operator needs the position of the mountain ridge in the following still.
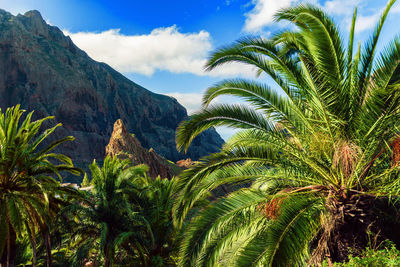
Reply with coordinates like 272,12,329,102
0,9,224,174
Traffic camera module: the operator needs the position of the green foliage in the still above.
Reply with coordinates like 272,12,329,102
323,242,400,267
0,105,80,265
174,0,400,266
46,156,180,266
61,156,153,266
80,173,91,187
125,173,180,266
4,1,400,265
165,159,183,175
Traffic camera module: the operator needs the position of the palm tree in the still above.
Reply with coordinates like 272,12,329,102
129,174,179,266
174,0,400,265
64,156,153,267
0,105,80,267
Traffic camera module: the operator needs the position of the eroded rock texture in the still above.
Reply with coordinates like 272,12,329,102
106,119,179,179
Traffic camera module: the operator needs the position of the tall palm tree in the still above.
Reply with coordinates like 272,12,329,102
129,174,179,266
64,156,153,267
174,0,400,265
0,105,80,267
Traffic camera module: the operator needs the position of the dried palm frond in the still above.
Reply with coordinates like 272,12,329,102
332,140,362,178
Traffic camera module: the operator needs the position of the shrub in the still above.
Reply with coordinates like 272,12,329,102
323,242,400,267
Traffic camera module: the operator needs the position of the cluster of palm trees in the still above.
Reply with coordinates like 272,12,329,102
0,106,178,266
2,0,400,266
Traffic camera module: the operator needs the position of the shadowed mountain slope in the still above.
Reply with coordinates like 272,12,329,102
0,9,224,173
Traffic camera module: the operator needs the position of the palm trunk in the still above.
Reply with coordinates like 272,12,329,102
104,247,111,267
0,225,16,267
26,225,37,267
92,250,99,267
28,234,37,267
42,230,52,267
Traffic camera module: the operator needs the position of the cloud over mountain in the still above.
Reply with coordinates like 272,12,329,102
64,26,256,77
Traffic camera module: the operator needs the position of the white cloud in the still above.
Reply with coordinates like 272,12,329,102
64,26,256,78
166,91,247,116
323,0,361,15
244,0,298,32
166,92,205,115
243,0,399,34
355,12,381,32
323,0,381,33
392,2,400,13
321,0,400,33
206,62,257,77
166,92,239,140
64,26,208,76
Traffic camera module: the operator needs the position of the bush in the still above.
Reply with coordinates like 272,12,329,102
323,241,400,267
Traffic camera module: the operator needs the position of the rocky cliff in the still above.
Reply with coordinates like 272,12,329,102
106,119,180,179
0,9,224,173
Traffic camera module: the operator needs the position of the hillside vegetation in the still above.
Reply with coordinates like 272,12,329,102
2,0,400,266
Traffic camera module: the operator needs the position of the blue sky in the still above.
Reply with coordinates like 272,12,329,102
1,0,400,139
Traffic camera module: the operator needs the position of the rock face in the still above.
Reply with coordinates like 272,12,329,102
0,9,224,172
176,158,195,169
106,119,179,179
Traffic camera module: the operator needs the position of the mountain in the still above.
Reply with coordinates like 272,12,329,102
106,119,180,179
0,9,224,172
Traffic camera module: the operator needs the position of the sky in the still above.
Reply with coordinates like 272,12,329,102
1,0,400,140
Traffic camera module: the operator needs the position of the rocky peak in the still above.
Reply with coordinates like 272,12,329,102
18,10,49,38
23,10,45,23
106,120,179,179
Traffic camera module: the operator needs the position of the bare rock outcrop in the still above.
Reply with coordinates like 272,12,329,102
176,158,195,169
106,119,179,179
